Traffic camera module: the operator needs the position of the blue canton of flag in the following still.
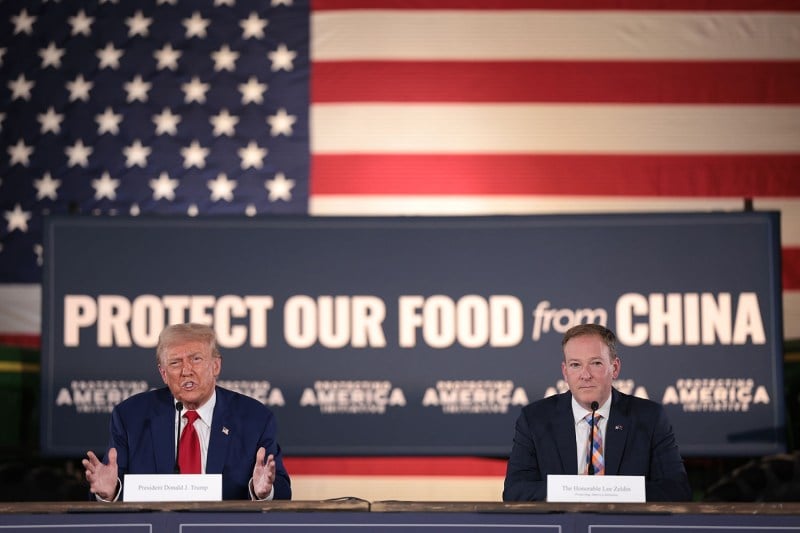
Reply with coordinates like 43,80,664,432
0,0,309,285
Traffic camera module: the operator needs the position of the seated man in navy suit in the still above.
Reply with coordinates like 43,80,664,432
82,323,291,501
503,323,691,502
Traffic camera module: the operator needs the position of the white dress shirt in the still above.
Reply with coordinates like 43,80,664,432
176,392,216,474
571,395,611,475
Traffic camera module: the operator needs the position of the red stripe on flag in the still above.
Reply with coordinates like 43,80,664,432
311,154,800,196
0,335,40,349
313,61,800,104
783,247,800,290
313,0,800,11
283,456,508,476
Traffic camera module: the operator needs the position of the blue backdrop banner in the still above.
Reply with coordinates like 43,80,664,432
41,213,785,457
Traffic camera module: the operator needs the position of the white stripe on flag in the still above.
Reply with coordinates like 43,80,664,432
312,11,800,60
311,104,800,154
310,196,747,217
754,199,800,247
0,284,41,336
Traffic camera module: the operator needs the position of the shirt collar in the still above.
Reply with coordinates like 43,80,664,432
571,393,611,426
179,390,216,427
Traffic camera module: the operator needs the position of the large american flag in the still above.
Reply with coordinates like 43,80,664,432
2,0,800,347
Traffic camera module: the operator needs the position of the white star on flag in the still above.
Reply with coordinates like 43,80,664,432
96,107,123,135
11,9,36,35
153,108,181,136
208,173,237,202
212,45,239,72
238,141,267,169
183,12,210,38
240,13,268,39
267,108,296,136
182,77,210,103
268,43,296,72
39,42,65,68
125,75,151,102
265,172,295,202
126,11,153,37
9,74,34,101
181,140,209,169
97,43,124,69
210,109,239,137
65,139,93,168
68,10,94,37
38,107,64,134
239,77,267,104
4,204,32,233
34,172,61,201
123,140,152,168
154,44,182,71
92,171,120,200
66,75,93,102
8,140,34,167
149,172,179,201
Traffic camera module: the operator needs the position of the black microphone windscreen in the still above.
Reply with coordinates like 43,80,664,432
174,400,182,473
591,401,599,411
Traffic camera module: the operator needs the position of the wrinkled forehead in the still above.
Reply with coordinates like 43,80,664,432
158,338,211,363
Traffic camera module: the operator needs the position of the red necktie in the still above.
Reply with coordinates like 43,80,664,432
178,410,201,474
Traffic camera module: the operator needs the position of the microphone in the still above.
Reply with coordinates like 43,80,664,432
588,401,599,475
174,401,183,474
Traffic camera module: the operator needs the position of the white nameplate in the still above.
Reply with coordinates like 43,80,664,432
546,474,645,502
123,474,222,502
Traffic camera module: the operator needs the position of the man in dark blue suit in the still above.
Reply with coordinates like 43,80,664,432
503,324,691,502
83,323,291,501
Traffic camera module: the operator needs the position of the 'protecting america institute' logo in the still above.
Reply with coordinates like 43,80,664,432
662,378,770,412
300,380,406,414
218,380,285,406
55,380,149,413
422,380,528,414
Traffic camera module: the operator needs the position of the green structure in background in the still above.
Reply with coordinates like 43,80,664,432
0,346,38,452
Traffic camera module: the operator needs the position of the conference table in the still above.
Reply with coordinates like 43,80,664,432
1,500,799,531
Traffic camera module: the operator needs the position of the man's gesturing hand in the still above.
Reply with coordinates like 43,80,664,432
251,447,276,500
83,448,119,501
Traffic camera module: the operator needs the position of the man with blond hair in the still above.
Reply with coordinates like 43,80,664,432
83,323,291,501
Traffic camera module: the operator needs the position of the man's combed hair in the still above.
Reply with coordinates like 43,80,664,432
561,323,618,360
156,323,221,364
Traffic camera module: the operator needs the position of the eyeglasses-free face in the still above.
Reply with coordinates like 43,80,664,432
158,340,221,410
561,334,620,411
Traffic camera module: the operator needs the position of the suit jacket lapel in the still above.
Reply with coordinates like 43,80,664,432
604,388,629,475
206,387,231,474
153,388,177,474
555,392,579,474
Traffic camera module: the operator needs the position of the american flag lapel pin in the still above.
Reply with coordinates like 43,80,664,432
222,426,230,435
615,424,623,430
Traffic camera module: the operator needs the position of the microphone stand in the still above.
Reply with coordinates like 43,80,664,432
588,400,599,475
174,401,183,473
